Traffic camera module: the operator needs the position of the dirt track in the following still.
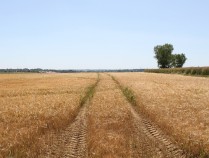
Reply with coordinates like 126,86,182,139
40,74,185,158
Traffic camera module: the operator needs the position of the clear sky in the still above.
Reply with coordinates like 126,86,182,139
0,0,209,69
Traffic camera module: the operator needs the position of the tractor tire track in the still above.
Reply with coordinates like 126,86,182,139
42,106,88,158
131,108,186,158
110,74,186,158
130,108,164,158
41,76,100,158
141,118,185,158
41,73,187,158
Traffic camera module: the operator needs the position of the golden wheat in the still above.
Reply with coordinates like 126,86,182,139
87,74,133,157
0,73,97,157
2,72,208,157
111,72,209,155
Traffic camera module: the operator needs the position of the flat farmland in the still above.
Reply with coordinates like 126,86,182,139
40,74,185,158
0,72,208,157
111,72,209,156
0,73,97,157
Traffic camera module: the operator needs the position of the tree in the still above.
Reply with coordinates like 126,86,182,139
172,53,187,68
154,44,187,68
154,44,174,68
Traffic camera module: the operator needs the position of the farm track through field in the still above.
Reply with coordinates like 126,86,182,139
42,106,88,158
40,73,186,158
40,76,100,158
111,74,186,158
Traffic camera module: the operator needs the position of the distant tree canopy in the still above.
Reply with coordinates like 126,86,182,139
154,44,173,68
172,53,187,68
0,68,144,73
154,44,187,68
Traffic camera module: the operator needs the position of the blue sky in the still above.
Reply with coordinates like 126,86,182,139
0,0,208,69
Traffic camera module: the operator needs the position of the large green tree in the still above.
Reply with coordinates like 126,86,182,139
154,44,174,68
172,53,187,68
154,44,187,68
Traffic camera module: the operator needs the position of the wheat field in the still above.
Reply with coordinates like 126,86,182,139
87,74,133,157
0,73,97,157
1,72,209,157
111,72,209,155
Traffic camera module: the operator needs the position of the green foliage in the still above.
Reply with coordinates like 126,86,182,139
145,67,209,76
80,74,100,106
110,75,137,106
122,87,137,106
201,68,209,75
154,44,187,68
172,53,187,68
185,68,191,75
154,44,174,68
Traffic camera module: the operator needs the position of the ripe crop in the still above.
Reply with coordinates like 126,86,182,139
0,73,97,157
111,72,209,156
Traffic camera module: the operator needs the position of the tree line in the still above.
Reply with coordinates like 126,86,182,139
0,69,144,73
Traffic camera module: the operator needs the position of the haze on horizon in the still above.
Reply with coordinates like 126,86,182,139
0,0,209,69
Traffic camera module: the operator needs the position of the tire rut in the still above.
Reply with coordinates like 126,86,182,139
130,108,164,158
42,74,187,158
131,108,186,158
40,75,100,158
141,118,185,158
42,106,88,158
110,74,186,158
